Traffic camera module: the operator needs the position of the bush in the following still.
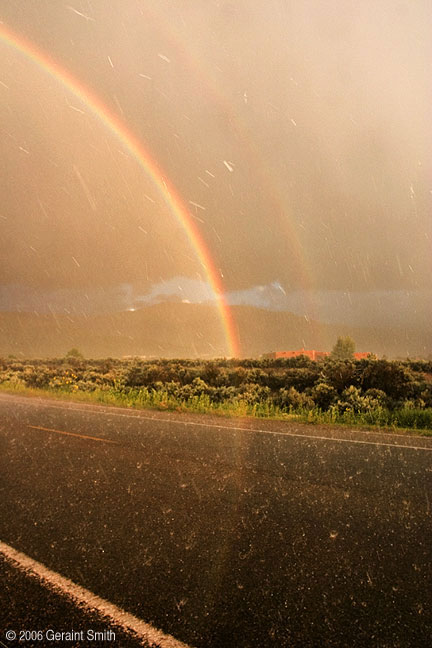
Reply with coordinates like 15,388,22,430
238,382,271,405
280,368,320,391
392,407,432,430
278,387,314,410
311,383,337,409
1,356,431,430
22,366,52,389
65,348,84,359
336,386,377,414
363,388,388,408
360,359,414,399
322,359,359,393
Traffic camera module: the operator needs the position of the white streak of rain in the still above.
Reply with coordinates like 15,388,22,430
396,255,403,276
189,213,205,224
67,102,85,115
112,94,124,116
189,201,206,211
37,199,48,219
73,165,97,211
67,6,95,21
212,227,222,243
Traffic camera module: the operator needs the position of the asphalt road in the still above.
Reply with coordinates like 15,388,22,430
1,393,431,647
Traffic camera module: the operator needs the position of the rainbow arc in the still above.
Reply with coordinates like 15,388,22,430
0,22,240,357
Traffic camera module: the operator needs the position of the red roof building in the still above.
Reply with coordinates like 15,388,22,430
353,352,371,360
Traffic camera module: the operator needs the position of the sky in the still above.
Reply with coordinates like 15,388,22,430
0,0,431,340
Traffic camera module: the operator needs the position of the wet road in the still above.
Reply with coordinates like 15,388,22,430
1,393,431,647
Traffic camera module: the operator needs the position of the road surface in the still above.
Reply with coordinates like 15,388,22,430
1,393,431,647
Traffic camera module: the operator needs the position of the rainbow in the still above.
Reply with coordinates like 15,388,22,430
141,6,328,349
0,22,240,357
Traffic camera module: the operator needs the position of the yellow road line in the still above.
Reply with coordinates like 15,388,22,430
27,425,119,445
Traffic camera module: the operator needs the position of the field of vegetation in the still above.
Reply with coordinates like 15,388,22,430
1,352,432,433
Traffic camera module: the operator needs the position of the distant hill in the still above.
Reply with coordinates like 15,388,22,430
233,306,431,359
0,302,430,359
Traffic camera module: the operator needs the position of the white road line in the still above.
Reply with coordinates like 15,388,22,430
2,394,432,452
0,541,192,648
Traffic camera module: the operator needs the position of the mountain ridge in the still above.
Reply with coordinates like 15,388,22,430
0,302,429,359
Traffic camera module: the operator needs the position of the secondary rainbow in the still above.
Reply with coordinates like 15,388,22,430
0,22,240,357
142,6,327,349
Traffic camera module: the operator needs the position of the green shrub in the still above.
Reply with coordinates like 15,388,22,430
278,387,314,410
1,356,431,431
311,383,337,409
392,407,432,430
